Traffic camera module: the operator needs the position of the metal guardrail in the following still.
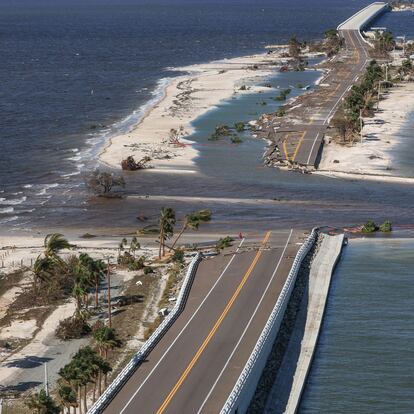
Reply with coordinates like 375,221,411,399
220,229,318,414
87,252,202,414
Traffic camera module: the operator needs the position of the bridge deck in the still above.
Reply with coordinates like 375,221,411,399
338,2,388,30
102,231,303,414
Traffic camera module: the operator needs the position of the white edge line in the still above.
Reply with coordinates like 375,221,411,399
196,229,293,414
119,238,246,414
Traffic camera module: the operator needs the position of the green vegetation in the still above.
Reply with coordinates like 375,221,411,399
361,220,393,233
216,236,234,250
209,124,231,140
231,136,243,144
324,29,344,56
379,220,393,232
276,107,286,117
170,209,212,250
25,389,60,414
234,122,245,132
274,88,291,101
362,220,379,233
58,346,112,412
158,207,176,259
333,60,385,142
373,30,395,56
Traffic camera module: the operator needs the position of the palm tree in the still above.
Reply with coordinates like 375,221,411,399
79,253,106,308
93,324,122,360
59,347,111,414
25,389,60,414
158,207,176,259
32,255,55,293
44,233,71,258
170,210,212,250
129,236,140,258
57,385,77,414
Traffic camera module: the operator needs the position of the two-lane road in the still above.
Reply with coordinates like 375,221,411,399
102,230,304,414
276,29,370,168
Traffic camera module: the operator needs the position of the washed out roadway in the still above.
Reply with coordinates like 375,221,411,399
103,230,304,414
276,29,370,168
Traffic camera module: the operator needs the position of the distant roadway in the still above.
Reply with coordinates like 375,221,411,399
277,29,370,168
102,231,304,414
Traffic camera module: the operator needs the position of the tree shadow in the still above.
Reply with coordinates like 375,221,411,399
4,355,53,369
0,381,42,393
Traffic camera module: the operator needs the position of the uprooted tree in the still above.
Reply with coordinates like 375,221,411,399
169,126,186,147
87,169,125,195
121,155,151,171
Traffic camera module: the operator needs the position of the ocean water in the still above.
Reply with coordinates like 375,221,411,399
299,238,414,414
1,0,414,231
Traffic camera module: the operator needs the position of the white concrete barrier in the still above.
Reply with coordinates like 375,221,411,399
220,229,318,414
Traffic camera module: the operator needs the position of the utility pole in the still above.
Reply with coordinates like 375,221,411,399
377,80,381,110
107,257,112,328
44,362,49,396
359,109,363,143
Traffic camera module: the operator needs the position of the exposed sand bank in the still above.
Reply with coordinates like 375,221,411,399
318,82,414,183
99,50,288,173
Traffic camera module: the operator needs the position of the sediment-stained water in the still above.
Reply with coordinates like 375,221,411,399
299,238,414,414
0,1,413,233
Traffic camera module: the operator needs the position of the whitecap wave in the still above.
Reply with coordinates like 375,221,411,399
36,183,59,196
0,207,14,214
0,215,19,223
0,196,27,205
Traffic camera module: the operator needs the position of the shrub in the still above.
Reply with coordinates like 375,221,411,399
171,249,185,264
362,220,379,233
231,136,243,144
276,107,286,117
239,85,247,91
56,316,91,340
144,266,154,275
209,125,231,140
379,220,392,232
234,122,245,132
216,236,234,250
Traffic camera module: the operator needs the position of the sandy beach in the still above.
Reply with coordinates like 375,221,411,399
99,50,288,173
317,82,414,183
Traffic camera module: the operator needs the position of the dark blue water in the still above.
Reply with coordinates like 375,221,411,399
0,0,374,225
300,238,414,414
1,1,413,230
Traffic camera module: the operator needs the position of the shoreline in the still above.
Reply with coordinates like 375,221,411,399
99,49,289,173
317,82,414,182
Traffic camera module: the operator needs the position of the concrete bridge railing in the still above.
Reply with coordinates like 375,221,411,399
220,229,318,414
337,2,389,31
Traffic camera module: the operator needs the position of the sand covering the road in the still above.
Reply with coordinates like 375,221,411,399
318,82,414,183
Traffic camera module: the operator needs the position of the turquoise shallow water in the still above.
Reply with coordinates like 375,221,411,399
299,238,414,414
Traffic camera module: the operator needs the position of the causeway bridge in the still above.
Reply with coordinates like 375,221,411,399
275,2,389,169
87,4,389,414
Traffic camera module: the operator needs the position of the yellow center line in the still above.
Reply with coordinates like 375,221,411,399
291,130,307,162
156,231,272,414
282,133,291,160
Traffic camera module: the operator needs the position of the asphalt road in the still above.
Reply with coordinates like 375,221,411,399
102,230,305,414
278,29,369,168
